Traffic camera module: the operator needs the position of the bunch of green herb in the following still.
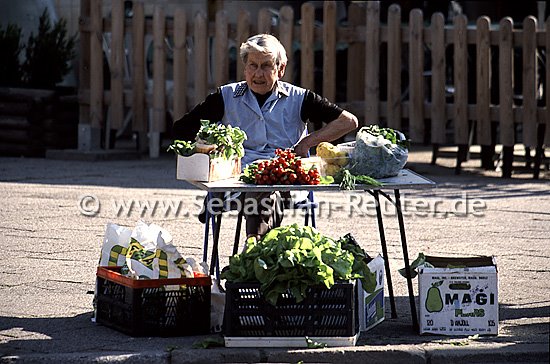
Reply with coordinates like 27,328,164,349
239,162,258,184
196,120,247,159
220,223,376,305
334,168,382,190
167,140,195,156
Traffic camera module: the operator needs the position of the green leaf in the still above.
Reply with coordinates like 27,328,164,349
306,337,328,348
191,336,225,349
320,175,335,184
398,253,426,279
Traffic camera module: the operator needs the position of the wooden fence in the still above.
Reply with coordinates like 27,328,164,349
78,0,548,177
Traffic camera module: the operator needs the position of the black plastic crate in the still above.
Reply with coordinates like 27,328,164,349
95,266,211,337
223,281,358,337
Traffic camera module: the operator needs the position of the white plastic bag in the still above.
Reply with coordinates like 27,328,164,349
98,220,208,279
99,222,132,266
351,126,408,178
210,278,225,333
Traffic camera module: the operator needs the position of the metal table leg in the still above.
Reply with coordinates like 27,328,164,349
394,189,419,332
202,192,212,263
203,192,222,277
372,190,397,319
209,213,222,277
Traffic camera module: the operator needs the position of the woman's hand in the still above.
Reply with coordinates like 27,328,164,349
293,140,311,158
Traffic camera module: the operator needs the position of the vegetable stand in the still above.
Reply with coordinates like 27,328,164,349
186,168,435,332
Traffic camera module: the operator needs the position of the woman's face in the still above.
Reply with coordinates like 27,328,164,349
244,51,285,95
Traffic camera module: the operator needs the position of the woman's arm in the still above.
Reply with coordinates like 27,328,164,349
171,90,225,141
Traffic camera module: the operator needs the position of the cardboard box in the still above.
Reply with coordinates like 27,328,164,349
358,255,385,331
176,153,241,182
418,256,498,336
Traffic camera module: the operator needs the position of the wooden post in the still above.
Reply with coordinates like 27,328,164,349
279,5,294,83
476,16,491,169
453,14,469,169
534,15,550,178
236,10,250,81
89,0,103,135
78,0,100,151
365,1,380,126
430,13,446,147
173,8,187,122
546,17,550,147
194,11,208,106
258,8,271,34
109,0,124,131
409,9,424,143
387,4,401,130
151,6,166,158
346,2,365,101
132,2,146,142
499,17,514,177
323,1,336,102
300,3,315,91
214,10,228,87
522,16,537,149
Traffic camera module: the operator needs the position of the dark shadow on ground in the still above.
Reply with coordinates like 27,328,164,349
1,297,548,358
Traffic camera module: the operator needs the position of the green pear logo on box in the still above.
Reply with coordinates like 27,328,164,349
426,280,444,313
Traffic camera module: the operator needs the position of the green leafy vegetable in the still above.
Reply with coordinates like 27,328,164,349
398,252,431,279
167,140,195,156
364,125,409,149
167,120,247,160
220,224,376,305
196,120,247,159
191,336,225,349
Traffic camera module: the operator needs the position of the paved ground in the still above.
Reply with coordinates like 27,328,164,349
0,146,549,363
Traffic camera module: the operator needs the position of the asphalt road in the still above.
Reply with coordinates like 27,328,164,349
0,147,548,363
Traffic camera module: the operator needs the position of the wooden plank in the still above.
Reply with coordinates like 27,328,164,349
194,11,208,106
365,1,380,126
387,4,401,130
546,16,550,145
109,0,124,130
131,2,146,133
430,13,446,144
173,7,187,121
339,99,545,127
89,0,103,129
323,1,336,102
258,8,271,34
346,2,365,101
453,14,469,145
409,9,424,142
300,2,315,91
214,10,229,87
522,16,537,148
476,16,491,146
152,6,166,133
78,0,91,126
498,17,514,147
279,5,294,83
236,10,250,81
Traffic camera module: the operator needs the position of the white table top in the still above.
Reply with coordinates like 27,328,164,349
187,169,436,193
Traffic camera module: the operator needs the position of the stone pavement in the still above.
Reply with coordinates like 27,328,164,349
0,146,549,363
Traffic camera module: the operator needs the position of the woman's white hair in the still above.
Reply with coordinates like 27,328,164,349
239,34,287,67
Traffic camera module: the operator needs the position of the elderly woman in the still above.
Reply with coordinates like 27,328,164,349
172,34,358,240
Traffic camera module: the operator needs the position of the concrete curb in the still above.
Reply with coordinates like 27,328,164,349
3,344,549,364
